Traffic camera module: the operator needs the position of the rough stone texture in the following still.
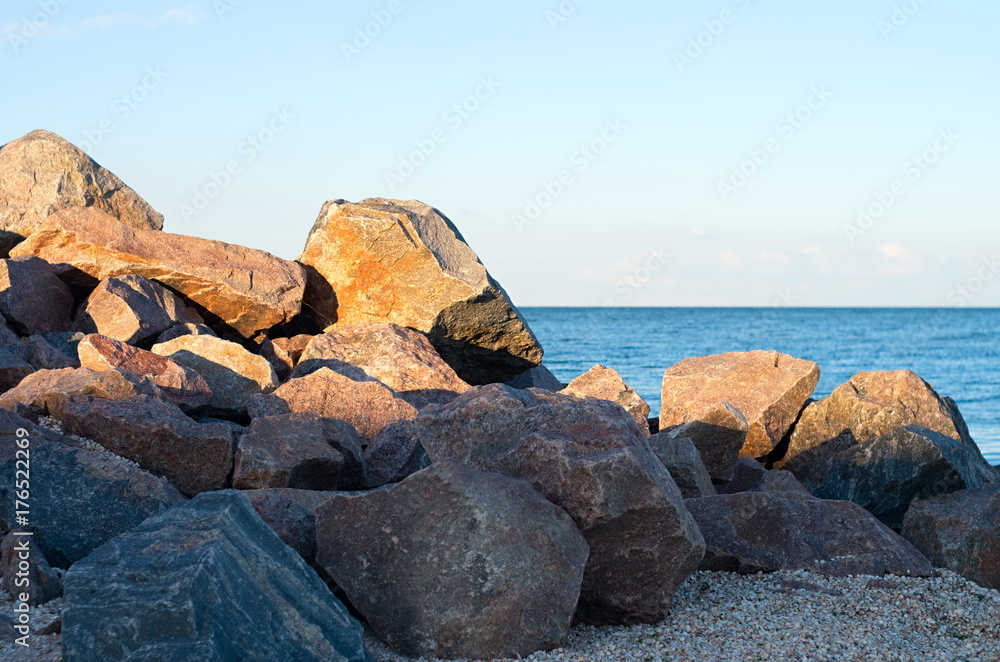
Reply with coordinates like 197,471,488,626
363,421,430,489
61,490,373,662
60,395,235,496
0,349,33,394
716,457,810,495
21,333,82,370
260,334,312,381
78,334,212,413
0,256,74,334
902,486,1000,590
316,416,366,491
505,364,565,391
647,434,717,498
154,322,217,345
249,367,416,440
667,401,749,483
660,351,820,459
73,274,203,346
297,198,543,385
0,130,163,254
1,532,63,606
233,414,344,491
780,370,984,469
561,364,651,435
415,384,705,625
0,409,185,568
686,491,934,577
316,459,589,660
152,334,278,417
0,367,169,419
243,488,340,571
789,425,996,531
297,322,470,408
11,206,305,339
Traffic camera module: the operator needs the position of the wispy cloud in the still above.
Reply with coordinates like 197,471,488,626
5,5,205,41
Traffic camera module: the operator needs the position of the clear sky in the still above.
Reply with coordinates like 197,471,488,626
3,0,998,307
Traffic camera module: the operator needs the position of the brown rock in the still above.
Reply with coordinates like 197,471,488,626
716,457,809,495
297,198,542,384
260,334,313,381
415,384,705,625
21,333,82,370
0,348,33,393
77,334,212,413
0,367,169,418
668,401,749,482
2,533,63,606
660,351,820,458
243,488,340,571
60,395,235,496
686,491,933,577
316,459,589,660
0,130,162,254
233,414,344,491
561,364,650,435
0,256,74,334
363,421,430,489
647,434,716,498
11,206,305,339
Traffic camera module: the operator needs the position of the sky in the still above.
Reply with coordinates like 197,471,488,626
2,0,998,307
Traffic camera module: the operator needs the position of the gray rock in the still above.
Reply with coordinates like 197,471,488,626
716,457,809,495
316,417,366,491
21,333,82,370
647,434,716,498
363,421,430,489
1,532,63,606
233,414,343,491
61,490,373,662
243,488,340,572
154,323,218,345
667,401,748,482
0,612,14,642
504,364,565,391
0,349,33,394
0,256,74,335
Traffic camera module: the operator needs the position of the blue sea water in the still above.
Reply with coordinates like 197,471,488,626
521,308,1000,466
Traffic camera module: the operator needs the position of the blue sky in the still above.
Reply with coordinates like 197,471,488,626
3,0,998,307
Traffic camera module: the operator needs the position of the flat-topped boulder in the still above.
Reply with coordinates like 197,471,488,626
0,256,74,335
561,364,650,435
297,198,542,384
0,130,162,254
11,206,305,339
660,351,820,459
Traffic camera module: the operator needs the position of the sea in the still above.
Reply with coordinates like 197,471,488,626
522,308,1000,466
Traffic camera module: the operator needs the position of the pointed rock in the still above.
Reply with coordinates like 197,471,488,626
647,434,716,498
561,364,650,435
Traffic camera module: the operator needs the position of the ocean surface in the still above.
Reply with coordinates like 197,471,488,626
521,308,1000,466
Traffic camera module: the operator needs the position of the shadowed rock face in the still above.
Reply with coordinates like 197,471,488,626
667,401,749,482
316,459,589,660
233,414,344,491
0,130,163,255
297,198,542,384
647,433,716,498
561,364,651,435
716,457,809,495
0,256,74,335
1,533,63,606
61,490,373,662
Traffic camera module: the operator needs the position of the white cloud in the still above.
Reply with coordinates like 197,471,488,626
718,250,741,270
82,6,206,29
877,243,922,275
758,251,792,265
801,245,834,275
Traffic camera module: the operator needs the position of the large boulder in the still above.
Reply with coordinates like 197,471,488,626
316,459,588,660
415,384,705,625
788,425,996,530
0,130,162,254
0,409,185,567
647,433,716,498
78,334,212,413
233,414,344,491
1,532,63,606
61,490,373,662
561,364,650,435
243,488,340,572
10,206,305,339
60,395,235,496
0,367,169,418
0,256,74,334
686,491,934,577
901,486,1000,590
297,198,542,384
716,457,809,495
152,335,278,418
660,351,820,459
780,370,983,468
666,401,749,483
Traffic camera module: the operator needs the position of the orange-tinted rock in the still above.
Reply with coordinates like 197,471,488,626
561,364,650,435
73,275,202,346
0,367,170,418
0,257,74,334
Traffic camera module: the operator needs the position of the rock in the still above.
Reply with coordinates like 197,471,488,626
659,351,820,458
316,416,366,491
0,130,162,254
1,532,63,606
233,414,344,491
296,322,470,408
72,274,202,346
78,334,212,413
316,459,588,660
297,198,542,384
901,486,1000,589
154,322,217,345
363,421,430,489
0,367,169,419
788,425,996,530
243,488,340,571
21,332,82,370
0,349,33,394
505,364,564,391
0,612,13,642
716,458,809,495
647,434,716,498
260,334,312,381
0,256,74,334
152,334,278,418
11,206,305,339
248,367,416,440
667,401,748,483
61,490,373,662
0,409,185,567
686,491,934,577
60,395,235,496
415,384,705,625
780,370,984,469
561,364,650,435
